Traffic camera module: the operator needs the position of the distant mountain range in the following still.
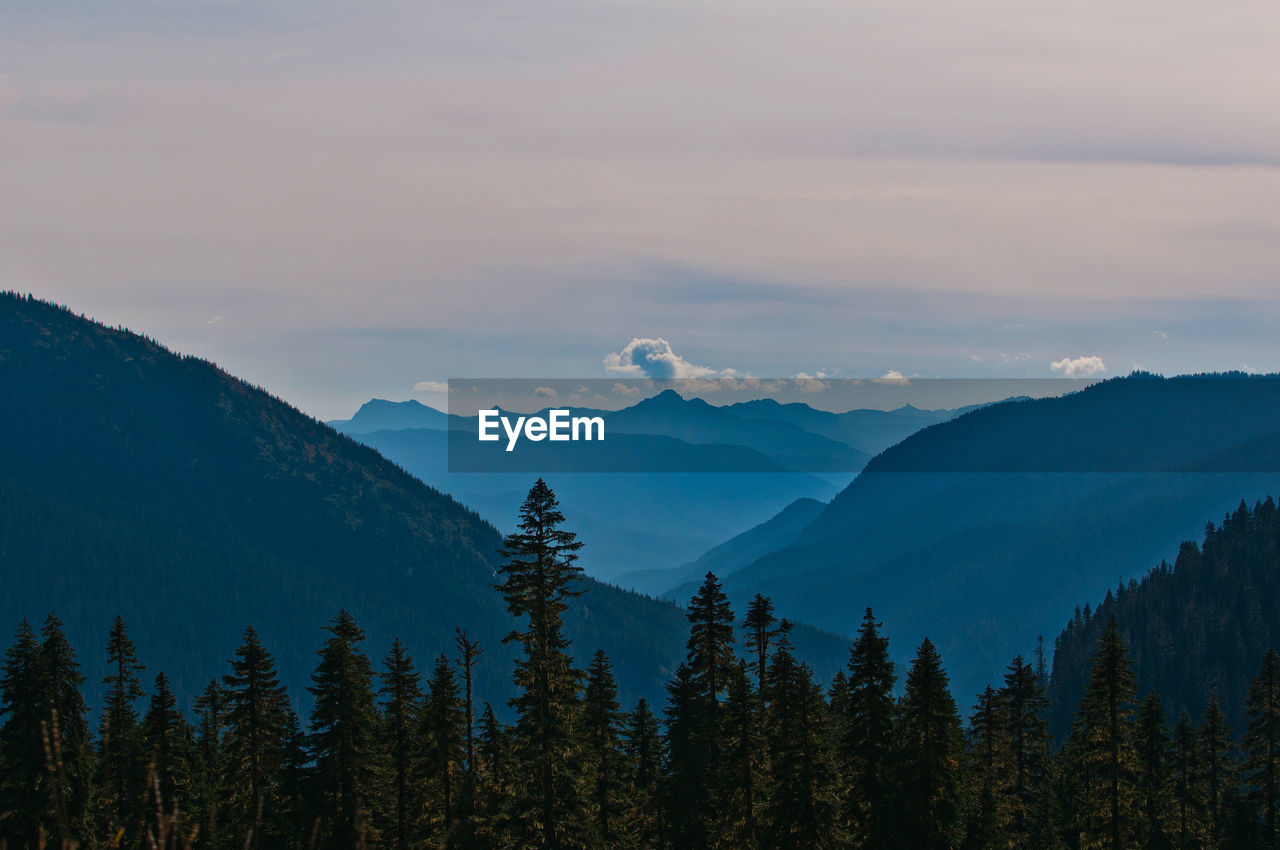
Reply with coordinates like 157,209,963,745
329,391,971,582
618,497,826,597
0,293,851,713
329,398,451,433
689,373,1280,703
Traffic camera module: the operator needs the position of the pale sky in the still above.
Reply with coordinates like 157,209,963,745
3,0,1279,418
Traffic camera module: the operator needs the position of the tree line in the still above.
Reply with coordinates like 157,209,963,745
5,479,1280,849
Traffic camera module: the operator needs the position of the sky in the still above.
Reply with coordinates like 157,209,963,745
3,0,1279,419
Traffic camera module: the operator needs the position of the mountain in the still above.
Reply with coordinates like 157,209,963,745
618,497,826,597
1049,496,1280,739
607,389,869,472
327,398,449,433
0,293,849,712
347,425,842,583
725,398,958,456
707,374,1280,704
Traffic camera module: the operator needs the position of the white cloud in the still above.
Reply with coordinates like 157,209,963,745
1050,355,1107,378
412,380,449,394
205,315,223,325
873,370,909,385
792,372,830,392
603,338,736,379
612,382,642,396
1152,330,1169,339
533,386,558,398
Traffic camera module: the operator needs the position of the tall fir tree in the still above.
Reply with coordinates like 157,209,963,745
39,612,92,845
714,659,759,849
0,620,47,846
896,637,964,850
582,649,626,845
1245,648,1280,849
662,662,706,850
997,655,1053,849
667,572,737,848
455,628,484,824
1135,691,1171,850
495,479,589,849
99,615,146,838
222,626,292,848
1200,694,1233,847
1063,617,1140,850
379,638,422,850
421,652,466,844
1168,709,1204,849
277,708,311,850
475,702,509,848
836,607,897,848
308,610,381,850
141,672,198,835
743,594,783,692
964,685,1007,850
192,677,226,848
763,635,836,849
624,698,663,848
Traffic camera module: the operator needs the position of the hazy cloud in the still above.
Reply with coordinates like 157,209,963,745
1050,355,1107,378
603,338,736,379
874,370,910,385
533,386,558,398
412,380,448,394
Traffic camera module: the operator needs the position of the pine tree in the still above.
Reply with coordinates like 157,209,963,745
39,612,91,845
0,620,47,846
1245,648,1280,849
997,655,1052,848
421,652,466,844
222,625,292,848
1169,709,1203,849
1200,694,1233,846
1135,691,1171,850
763,636,835,849
662,663,706,850
192,678,226,847
624,698,662,847
455,627,484,829
582,649,626,845
496,479,589,849
667,573,738,848
99,614,146,837
686,573,737,711
837,607,897,847
714,660,759,849
896,637,964,850
141,672,198,835
474,702,509,847
379,638,422,850
277,708,311,849
964,685,1007,850
308,610,381,850
1064,617,1140,850
744,594,783,691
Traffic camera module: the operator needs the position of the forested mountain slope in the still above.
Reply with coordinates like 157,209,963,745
715,374,1280,703
1050,497,1280,738
0,293,846,711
